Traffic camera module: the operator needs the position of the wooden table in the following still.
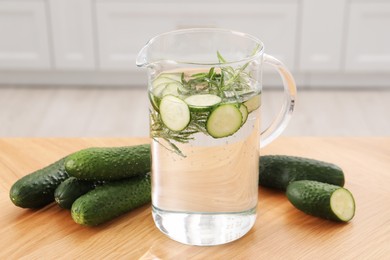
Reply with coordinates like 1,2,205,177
0,137,389,259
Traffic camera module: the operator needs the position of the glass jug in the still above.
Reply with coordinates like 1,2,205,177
137,28,296,246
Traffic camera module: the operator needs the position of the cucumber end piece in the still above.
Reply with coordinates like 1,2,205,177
71,201,94,226
71,211,87,226
330,188,355,222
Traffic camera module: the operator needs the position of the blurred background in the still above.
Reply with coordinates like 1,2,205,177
0,0,389,137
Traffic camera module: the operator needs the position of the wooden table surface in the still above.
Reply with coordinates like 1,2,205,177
0,137,389,259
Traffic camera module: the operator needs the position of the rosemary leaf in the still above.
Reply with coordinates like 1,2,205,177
217,51,226,63
150,48,257,156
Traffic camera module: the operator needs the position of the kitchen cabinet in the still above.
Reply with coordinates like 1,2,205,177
0,0,389,87
96,1,298,71
0,0,50,69
49,0,95,69
345,1,390,72
298,0,347,72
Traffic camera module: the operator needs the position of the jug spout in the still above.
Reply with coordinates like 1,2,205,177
136,44,150,68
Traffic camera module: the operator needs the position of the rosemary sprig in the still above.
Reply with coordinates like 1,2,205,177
150,109,208,157
150,48,259,156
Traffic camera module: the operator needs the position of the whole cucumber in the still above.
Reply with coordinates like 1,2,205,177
10,157,69,208
65,144,150,181
71,173,151,226
286,180,355,222
259,155,345,190
54,177,99,210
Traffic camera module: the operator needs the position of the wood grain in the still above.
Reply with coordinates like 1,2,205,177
0,137,389,259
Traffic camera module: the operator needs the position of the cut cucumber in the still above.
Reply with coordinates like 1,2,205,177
244,94,261,113
159,72,181,82
151,81,179,110
184,94,222,112
151,83,167,98
152,76,175,87
149,92,160,111
206,104,243,138
152,72,181,87
286,180,355,222
162,82,180,97
151,73,183,106
239,104,248,125
159,95,190,131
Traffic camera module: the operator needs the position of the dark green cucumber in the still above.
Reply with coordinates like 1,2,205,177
259,155,345,190
71,173,151,226
286,180,355,222
9,157,69,208
65,144,151,181
54,177,99,209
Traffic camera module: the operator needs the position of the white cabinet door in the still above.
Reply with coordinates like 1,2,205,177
345,2,390,71
49,0,95,69
96,1,298,70
0,1,50,69
299,0,347,72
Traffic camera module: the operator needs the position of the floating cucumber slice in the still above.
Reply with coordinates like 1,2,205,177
184,94,222,112
159,95,190,131
244,94,261,113
153,72,182,87
160,73,182,82
149,92,160,111
239,104,248,125
152,77,174,88
151,83,167,98
162,82,180,97
206,104,243,138
152,73,181,88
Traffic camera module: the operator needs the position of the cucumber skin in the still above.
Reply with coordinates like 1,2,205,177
65,144,151,181
54,177,98,210
206,104,243,138
9,158,69,208
71,173,151,226
286,180,352,222
259,155,345,190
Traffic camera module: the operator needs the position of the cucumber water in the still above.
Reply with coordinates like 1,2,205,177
149,65,262,245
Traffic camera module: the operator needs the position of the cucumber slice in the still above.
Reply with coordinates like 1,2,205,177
149,92,160,111
160,73,181,82
159,95,190,131
244,94,261,113
151,83,167,98
239,104,248,125
152,76,175,87
184,94,222,112
206,104,243,138
286,180,355,222
153,72,182,87
162,82,180,97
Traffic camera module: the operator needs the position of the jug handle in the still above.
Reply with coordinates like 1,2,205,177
260,54,297,148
